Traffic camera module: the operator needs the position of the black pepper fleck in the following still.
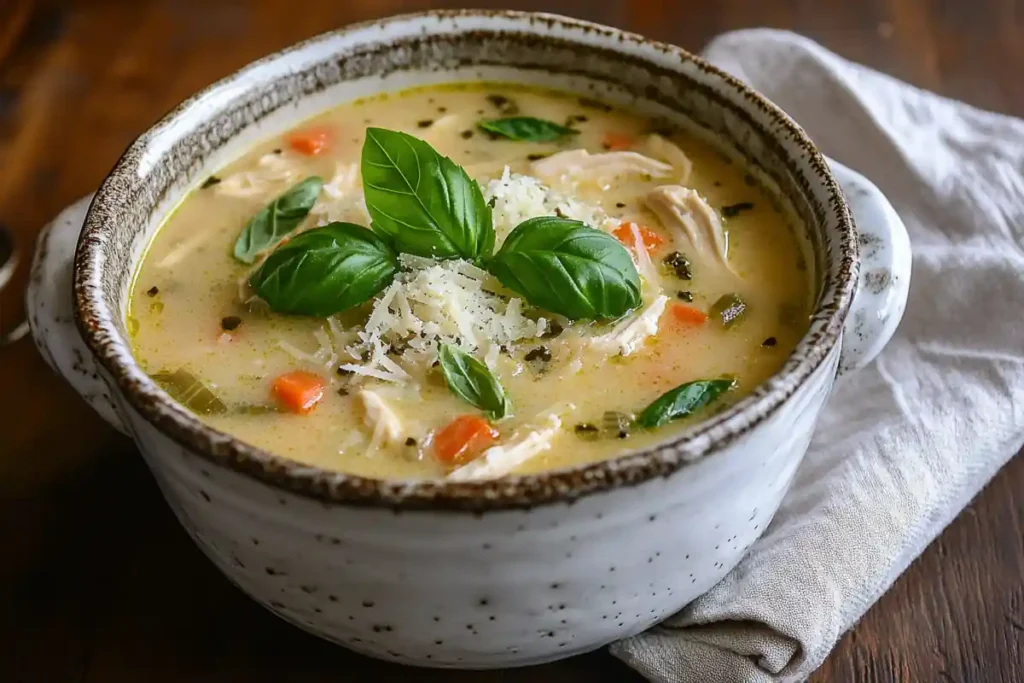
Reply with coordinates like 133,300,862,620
405,437,417,447
676,290,694,302
146,286,159,297
220,316,243,331
201,176,221,189
417,119,433,128
762,336,778,347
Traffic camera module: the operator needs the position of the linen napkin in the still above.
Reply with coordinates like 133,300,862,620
611,29,1024,682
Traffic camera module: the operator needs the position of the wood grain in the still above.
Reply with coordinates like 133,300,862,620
1,1,1021,681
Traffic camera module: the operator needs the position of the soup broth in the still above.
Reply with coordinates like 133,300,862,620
129,83,812,480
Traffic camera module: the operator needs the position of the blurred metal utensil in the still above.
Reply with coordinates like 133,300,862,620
0,224,30,346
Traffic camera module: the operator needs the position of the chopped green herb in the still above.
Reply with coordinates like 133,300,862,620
711,293,747,328
663,251,692,280
485,94,519,115
524,346,552,362
721,202,755,218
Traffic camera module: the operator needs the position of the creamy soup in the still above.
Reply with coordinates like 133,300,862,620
129,83,812,480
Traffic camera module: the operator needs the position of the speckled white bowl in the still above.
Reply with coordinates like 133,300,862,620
27,10,910,668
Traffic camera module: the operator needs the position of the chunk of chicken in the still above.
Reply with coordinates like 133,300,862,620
641,134,693,184
530,149,672,185
448,413,564,481
357,389,403,448
645,185,736,275
590,294,669,357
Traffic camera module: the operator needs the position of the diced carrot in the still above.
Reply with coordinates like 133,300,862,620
603,131,634,151
613,222,665,252
271,371,325,414
287,126,331,156
433,415,500,465
669,303,709,325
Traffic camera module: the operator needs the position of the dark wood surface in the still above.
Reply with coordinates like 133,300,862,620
2,1,1022,681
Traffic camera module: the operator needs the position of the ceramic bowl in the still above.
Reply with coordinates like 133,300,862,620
27,10,910,668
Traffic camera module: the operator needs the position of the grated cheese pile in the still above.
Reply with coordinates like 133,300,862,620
338,254,547,382
280,168,668,384
483,167,621,243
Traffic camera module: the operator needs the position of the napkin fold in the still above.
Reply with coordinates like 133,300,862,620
611,29,1024,683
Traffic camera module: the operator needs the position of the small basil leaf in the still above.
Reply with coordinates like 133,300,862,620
250,222,398,317
488,216,641,320
477,117,580,142
233,176,323,264
361,128,494,260
153,369,227,415
437,344,510,420
635,378,736,429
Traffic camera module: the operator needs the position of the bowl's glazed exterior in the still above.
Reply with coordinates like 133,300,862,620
27,11,910,667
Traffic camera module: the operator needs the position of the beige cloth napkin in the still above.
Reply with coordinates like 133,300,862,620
611,29,1024,682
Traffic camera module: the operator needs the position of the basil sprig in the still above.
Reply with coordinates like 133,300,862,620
249,222,397,317
478,116,580,142
488,216,641,320
635,378,736,429
361,128,494,261
233,176,323,264
437,344,510,420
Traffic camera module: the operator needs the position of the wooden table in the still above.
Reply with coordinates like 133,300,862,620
2,1,1022,681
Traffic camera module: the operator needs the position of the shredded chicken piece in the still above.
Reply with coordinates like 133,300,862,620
591,294,669,357
447,412,566,481
645,185,736,274
357,389,403,448
641,134,693,184
215,152,301,199
529,149,672,185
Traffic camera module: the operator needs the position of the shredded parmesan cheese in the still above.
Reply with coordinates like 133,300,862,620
483,167,620,242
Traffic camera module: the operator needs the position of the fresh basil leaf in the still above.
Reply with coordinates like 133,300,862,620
233,176,323,264
635,378,736,429
153,369,227,415
477,117,580,142
250,222,398,316
437,344,510,420
361,128,494,260
488,216,641,320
